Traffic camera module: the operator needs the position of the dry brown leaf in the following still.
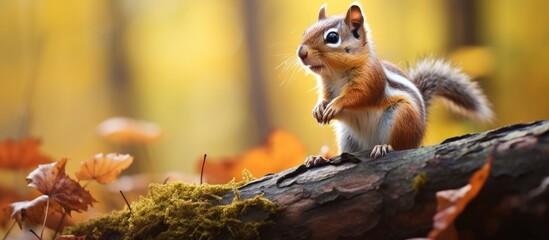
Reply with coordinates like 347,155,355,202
9,195,73,230
97,117,161,144
200,130,306,184
26,159,96,214
75,153,133,184
427,156,493,239
0,138,51,170
10,195,48,229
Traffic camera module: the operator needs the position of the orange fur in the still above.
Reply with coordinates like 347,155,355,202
327,60,386,111
388,102,425,150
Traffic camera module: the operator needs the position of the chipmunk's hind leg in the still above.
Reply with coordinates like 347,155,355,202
385,102,425,155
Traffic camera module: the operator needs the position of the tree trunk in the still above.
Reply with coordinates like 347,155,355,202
221,121,549,239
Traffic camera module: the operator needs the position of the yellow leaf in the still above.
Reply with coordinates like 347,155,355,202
75,153,133,184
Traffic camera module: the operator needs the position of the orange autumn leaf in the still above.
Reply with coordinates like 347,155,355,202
200,130,307,184
10,195,73,230
75,153,133,184
427,156,493,239
26,159,96,214
97,117,161,144
197,156,236,184
231,130,307,179
1,186,23,228
0,138,51,170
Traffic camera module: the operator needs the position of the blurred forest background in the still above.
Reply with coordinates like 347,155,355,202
1,0,549,180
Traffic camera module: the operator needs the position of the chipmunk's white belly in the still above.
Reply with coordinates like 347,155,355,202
334,109,390,153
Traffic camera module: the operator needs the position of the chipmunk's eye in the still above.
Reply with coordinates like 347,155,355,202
325,32,339,44
324,29,341,48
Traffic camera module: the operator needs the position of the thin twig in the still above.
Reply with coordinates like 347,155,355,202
200,154,207,184
53,209,67,239
162,176,171,184
119,190,132,214
2,221,16,240
40,197,49,239
29,229,40,240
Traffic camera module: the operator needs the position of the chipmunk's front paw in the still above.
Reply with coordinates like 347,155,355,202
304,155,329,168
370,144,394,159
321,102,341,124
312,100,328,124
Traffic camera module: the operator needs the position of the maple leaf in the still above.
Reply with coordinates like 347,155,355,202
97,117,161,144
199,130,307,184
0,138,52,170
26,158,96,214
427,155,493,239
75,153,133,184
9,195,73,230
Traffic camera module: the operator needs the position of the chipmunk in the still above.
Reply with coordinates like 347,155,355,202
298,4,493,167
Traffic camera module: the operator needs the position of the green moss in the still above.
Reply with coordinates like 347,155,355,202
67,173,280,240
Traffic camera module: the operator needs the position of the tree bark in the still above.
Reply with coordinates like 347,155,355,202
221,121,549,239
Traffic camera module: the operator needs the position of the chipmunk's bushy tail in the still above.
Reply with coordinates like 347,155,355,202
409,59,493,122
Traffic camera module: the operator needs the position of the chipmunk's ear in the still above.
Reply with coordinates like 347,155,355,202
318,4,327,21
345,4,364,31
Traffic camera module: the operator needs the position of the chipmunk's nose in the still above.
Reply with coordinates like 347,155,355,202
298,44,308,60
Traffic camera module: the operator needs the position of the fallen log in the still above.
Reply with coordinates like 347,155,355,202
222,120,549,239
67,121,549,239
